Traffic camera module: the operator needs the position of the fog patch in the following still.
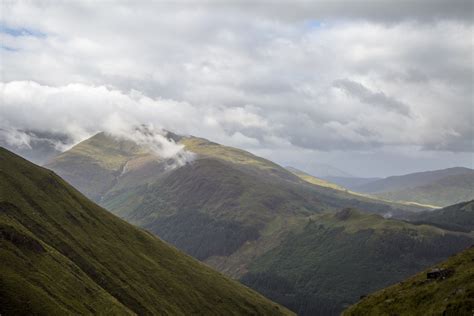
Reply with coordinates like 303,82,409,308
103,117,195,170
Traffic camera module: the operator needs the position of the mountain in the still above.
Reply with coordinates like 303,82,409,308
286,166,347,191
349,167,474,207
0,147,292,315
344,245,474,315
410,200,474,233
354,167,473,193
46,131,467,315
302,162,353,178
324,176,381,190
240,208,473,315
373,173,474,207
0,129,72,165
45,132,425,262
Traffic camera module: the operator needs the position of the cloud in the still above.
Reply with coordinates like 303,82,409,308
333,79,412,116
222,0,474,23
0,1,472,176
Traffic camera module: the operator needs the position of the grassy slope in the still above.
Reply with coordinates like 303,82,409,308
46,132,451,315
241,209,473,316
344,246,474,316
375,173,474,207
410,200,474,233
0,147,292,316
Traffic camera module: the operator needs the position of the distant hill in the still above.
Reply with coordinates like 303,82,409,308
303,162,353,178
286,166,347,191
324,176,381,190
354,167,473,193
410,200,474,233
0,129,71,165
344,246,474,315
351,167,474,207
374,174,474,207
0,147,291,315
241,209,473,315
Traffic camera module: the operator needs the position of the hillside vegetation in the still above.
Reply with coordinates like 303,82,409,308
241,209,473,315
344,246,474,315
0,147,292,315
46,131,469,315
410,200,474,233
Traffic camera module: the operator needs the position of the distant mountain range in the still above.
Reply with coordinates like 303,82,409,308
344,167,474,207
344,245,474,315
43,130,473,315
324,176,382,190
300,163,353,178
0,147,291,315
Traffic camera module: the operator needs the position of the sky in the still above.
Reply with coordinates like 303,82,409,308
0,0,473,177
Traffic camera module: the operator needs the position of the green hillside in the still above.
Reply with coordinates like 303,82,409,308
0,147,292,315
46,132,425,263
344,246,474,316
46,131,457,315
410,200,474,233
241,209,473,315
375,174,474,207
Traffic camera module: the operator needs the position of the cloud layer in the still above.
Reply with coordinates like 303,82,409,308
1,1,472,176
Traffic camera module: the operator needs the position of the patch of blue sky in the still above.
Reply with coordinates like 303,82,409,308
303,19,324,30
1,45,19,51
0,23,45,38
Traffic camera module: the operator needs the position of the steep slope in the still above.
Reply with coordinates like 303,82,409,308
374,174,474,207
240,209,473,316
344,246,474,316
410,200,474,233
0,147,292,316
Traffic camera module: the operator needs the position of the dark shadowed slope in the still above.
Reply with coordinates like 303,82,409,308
344,246,474,316
410,200,474,233
240,208,473,316
0,147,292,316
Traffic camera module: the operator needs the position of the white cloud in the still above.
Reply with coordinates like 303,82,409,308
0,1,472,176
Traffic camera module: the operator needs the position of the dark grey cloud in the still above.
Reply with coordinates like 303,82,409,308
212,0,473,22
333,79,412,117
